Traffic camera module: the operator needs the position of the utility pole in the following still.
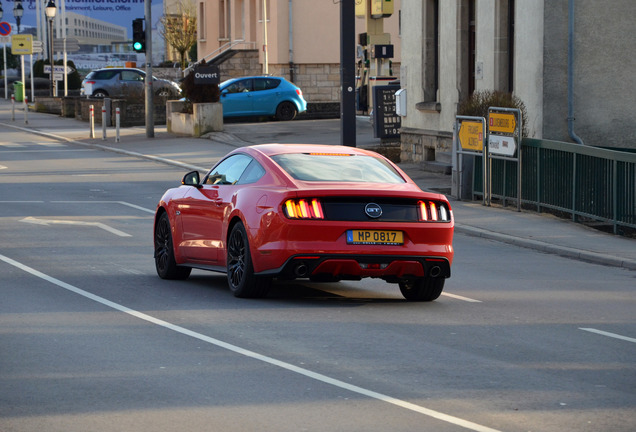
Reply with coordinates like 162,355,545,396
145,0,154,137
340,0,356,146
262,0,268,74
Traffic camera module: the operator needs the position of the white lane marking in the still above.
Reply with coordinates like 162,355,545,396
0,165,6,170
442,292,482,303
0,253,501,432
0,149,93,153
19,216,132,237
0,141,65,148
579,328,636,344
37,141,66,147
51,200,155,214
115,201,156,214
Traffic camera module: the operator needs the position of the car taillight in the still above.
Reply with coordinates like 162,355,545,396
284,198,324,219
418,201,451,222
296,89,302,96
85,81,96,85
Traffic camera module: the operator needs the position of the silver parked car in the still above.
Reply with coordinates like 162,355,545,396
80,67,181,99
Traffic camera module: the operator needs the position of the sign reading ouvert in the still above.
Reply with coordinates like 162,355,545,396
193,65,220,85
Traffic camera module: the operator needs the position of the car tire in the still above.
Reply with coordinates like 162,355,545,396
398,277,445,301
156,89,173,97
227,222,271,298
275,101,297,121
154,212,192,280
92,90,108,98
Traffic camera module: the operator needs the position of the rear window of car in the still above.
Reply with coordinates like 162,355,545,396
272,153,406,184
87,70,120,80
254,78,280,91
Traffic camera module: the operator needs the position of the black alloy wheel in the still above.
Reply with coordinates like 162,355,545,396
227,222,271,298
156,88,173,97
154,212,191,280
275,101,297,121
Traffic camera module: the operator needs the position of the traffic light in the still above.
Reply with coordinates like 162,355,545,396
132,18,145,53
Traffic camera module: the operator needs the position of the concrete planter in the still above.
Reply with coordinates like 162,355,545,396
167,101,223,137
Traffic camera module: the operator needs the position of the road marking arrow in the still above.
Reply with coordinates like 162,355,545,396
20,216,131,237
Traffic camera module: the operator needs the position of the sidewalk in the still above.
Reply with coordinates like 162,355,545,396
1,98,634,271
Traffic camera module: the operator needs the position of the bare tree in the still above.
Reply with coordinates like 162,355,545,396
160,1,197,69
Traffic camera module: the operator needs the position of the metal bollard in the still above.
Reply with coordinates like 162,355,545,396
102,106,107,140
115,108,121,142
24,96,28,125
11,93,15,121
89,105,95,138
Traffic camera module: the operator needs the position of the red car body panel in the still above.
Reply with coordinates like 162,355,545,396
155,144,454,284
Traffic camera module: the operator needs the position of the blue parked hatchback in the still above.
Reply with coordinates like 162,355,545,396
219,76,307,121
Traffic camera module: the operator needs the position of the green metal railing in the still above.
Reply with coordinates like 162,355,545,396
473,138,636,235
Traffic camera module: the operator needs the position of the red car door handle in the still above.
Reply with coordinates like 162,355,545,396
214,198,224,206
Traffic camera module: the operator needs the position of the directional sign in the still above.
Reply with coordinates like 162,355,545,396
11,34,33,55
458,120,484,152
0,22,12,36
32,40,43,54
53,38,80,53
488,111,517,135
488,134,517,157
44,65,76,74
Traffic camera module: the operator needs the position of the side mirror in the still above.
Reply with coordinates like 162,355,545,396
181,171,201,187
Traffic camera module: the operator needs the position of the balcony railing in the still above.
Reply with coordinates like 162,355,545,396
185,40,257,75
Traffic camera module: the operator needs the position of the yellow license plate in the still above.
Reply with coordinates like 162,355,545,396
347,230,404,245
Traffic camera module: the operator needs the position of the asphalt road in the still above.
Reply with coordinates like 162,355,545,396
1,125,635,432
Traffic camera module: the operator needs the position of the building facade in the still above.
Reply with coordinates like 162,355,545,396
399,0,636,165
196,0,401,103
64,11,127,48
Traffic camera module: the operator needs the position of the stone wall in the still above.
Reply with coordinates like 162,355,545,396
400,127,453,163
33,97,63,115
34,96,170,127
218,51,263,81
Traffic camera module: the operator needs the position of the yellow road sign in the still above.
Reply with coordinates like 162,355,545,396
489,111,517,134
458,120,484,152
11,34,33,55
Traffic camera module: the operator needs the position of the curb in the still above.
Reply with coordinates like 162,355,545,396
455,225,636,271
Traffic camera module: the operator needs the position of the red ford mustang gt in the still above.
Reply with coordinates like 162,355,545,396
154,144,454,301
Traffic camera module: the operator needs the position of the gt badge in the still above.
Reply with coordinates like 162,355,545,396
365,203,382,218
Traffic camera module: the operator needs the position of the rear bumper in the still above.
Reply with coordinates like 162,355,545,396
257,253,451,282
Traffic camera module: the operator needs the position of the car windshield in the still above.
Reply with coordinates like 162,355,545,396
272,153,406,184
87,70,119,80
220,79,235,89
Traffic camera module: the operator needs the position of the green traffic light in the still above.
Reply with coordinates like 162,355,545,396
133,42,143,51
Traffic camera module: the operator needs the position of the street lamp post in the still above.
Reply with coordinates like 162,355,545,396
12,0,22,34
45,1,57,97
0,2,5,100
13,1,24,89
